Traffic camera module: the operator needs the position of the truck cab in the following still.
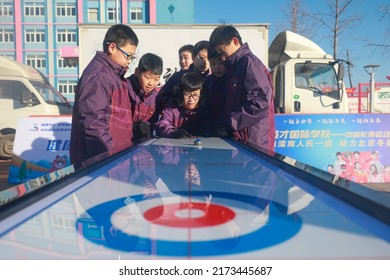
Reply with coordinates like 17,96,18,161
269,31,349,114
0,57,72,159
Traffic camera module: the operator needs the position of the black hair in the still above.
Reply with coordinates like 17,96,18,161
192,40,210,58
174,72,205,107
209,24,243,49
137,53,163,75
207,47,223,61
103,24,139,52
179,44,194,55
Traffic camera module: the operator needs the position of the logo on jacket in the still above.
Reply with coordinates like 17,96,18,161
231,79,239,90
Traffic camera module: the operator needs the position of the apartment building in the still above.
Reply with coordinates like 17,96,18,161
0,0,194,102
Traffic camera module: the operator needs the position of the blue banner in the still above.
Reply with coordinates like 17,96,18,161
275,114,390,183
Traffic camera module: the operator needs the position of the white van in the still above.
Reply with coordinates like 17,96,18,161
0,57,72,159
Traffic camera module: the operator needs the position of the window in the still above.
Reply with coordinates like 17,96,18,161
25,29,46,43
56,3,76,17
0,54,14,59
25,3,45,16
52,215,75,231
58,80,77,95
107,8,117,21
0,80,37,106
0,29,14,42
58,57,77,68
88,8,98,21
57,29,77,43
26,55,46,68
295,63,340,100
0,2,13,16
130,7,142,21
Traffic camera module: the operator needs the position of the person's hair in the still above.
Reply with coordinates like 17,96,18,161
179,44,194,55
137,53,163,75
103,24,139,52
207,47,223,61
192,40,210,58
174,72,205,107
209,24,243,49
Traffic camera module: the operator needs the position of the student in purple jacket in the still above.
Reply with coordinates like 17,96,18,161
178,44,194,71
155,40,211,117
156,72,209,139
128,53,163,144
209,24,275,152
70,24,139,169
203,48,227,132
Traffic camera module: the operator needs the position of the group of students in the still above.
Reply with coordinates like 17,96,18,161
70,23,275,169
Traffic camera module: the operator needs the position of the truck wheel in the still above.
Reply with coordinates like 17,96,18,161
0,134,15,159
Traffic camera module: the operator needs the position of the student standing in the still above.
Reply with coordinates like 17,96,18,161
178,44,194,70
128,53,163,144
203,48,227,131
209,24,275,151
70,24,139,168
156,40,211,116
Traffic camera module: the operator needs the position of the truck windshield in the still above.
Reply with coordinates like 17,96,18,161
30,80,69,105
295,63,340,100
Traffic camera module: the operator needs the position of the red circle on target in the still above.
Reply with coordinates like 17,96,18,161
143,202,235,228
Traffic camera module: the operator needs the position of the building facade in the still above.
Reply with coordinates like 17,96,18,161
0,0,194,102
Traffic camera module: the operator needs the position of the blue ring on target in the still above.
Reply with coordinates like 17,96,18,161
76,191,302,257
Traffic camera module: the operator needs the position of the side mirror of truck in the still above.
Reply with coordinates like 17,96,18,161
338,61,345,81
21,90,39,107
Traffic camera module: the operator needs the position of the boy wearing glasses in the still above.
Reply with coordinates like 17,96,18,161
209,24,275,152
156,40,211,118
156,72,209,139
127,53,163,144
70,24,139,169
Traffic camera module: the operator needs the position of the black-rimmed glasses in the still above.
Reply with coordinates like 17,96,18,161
183,92,201,100
106,42,136,61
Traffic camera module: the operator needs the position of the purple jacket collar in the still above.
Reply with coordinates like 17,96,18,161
225,43,251,68
95,51,128,77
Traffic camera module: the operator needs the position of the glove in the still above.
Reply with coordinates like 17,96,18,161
210,124,229,137
133,121,151,143
171,129,192,139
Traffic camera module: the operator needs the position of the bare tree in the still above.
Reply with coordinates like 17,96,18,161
366,5,390,56
274,0,318,38
310,0,362,60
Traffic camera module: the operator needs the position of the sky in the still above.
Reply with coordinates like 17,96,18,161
194,0,389,88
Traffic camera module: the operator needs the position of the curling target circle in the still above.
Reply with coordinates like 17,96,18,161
143,202,235,227
76,191,302,257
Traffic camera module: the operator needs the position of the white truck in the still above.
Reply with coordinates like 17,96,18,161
0,57,72,159
76,24,349,114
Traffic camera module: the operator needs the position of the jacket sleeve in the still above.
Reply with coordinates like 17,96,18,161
229,60,273,132
155,107,179,138
77,71,113,152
